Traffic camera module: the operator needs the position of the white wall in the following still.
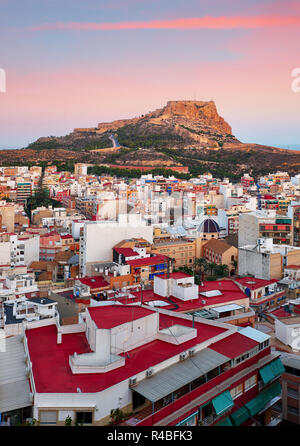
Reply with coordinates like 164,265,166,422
238,248,269,279
110,312,158,354
275,319,300,350
23,236,40,266
0,241,10,265
238,213,259,247
81,220,153,273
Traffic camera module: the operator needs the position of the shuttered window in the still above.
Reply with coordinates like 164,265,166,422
39,411,57,425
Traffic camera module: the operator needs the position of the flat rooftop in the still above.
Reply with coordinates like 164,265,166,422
26,311,228,394
117,279,248,313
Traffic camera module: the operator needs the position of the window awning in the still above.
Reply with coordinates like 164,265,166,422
259,358,285,385
216,416,232,426
230,406,250,426
245,395,266,417
212,390,234,416
177,411,198,426
133,348,230,403
245,381,281,417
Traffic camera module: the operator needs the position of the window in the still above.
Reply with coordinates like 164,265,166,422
244,375,257,391
287,387,299,399
39,411,57,425
75,411,93,425
230,383,243,399
259,340,269,351
288,405,299,416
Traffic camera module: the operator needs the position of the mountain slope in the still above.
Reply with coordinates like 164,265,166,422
1,100,300,178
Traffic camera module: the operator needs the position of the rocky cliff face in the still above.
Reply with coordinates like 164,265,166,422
159,100,232,135
11,99,299,178
93,100,237,149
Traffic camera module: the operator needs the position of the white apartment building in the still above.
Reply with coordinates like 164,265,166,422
79,215,153,276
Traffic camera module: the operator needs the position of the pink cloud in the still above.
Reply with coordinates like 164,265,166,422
30,15,300,32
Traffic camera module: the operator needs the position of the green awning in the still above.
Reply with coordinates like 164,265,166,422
216,416,232,426
245,395,266,417
259,358,285,385
261,380,281,403
177,411,198,426
212,390,234,416
245,381,282,417
230,406,250,426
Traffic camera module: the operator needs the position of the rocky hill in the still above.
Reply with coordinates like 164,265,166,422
1,100,300,179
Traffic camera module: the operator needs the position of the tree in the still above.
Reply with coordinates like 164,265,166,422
110,408,127,426
231,259,238,274
214,264,229,278
194,258,209,280
65,416,72,426
207,262,217,278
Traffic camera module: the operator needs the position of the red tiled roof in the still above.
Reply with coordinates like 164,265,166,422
117,279,248,312
87,305,154,329
26,311,228,393
271,308,292,318
209,332,259,359
79,276,109,289
126,255,168,268
114,247,137,257
234,277,278,290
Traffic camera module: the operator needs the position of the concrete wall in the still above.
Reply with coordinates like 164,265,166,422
238,214,258,247
275,319,300,350
238,248,267,279
81,220,153,275
110,312,158,354
0,241,10,265
24,236,40,266
287,250,300,267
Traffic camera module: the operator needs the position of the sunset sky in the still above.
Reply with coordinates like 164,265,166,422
0,0,300,148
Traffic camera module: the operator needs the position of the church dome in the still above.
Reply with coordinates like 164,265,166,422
198,218,220,233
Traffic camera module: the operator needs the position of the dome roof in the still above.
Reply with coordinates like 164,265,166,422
198,218,220,233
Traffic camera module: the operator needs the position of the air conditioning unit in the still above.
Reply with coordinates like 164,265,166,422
129,376,137,387
189,348,195,357
146,368,154,377
179,352,187,361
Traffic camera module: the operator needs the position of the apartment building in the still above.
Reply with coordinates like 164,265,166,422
202,239,237,274
0,233,39,267
234,277,286,313
281,355,300,424
238,238,300,280
151,236,197,269
239,211,292,247
16,182,32,203
23,304,284,426
241,174,255,189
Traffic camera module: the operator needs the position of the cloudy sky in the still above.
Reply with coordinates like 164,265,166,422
0,0,300,148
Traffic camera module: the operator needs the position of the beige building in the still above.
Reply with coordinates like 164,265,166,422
239,238,300,280
0,202,15,232
202,239,238,275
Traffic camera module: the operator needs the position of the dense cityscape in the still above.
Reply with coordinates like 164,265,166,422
0,165,300,427
1,0,300,436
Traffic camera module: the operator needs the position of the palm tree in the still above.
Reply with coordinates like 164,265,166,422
194,258,209,280
231,259,238,275
214,264,229,278
207,262,217,278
